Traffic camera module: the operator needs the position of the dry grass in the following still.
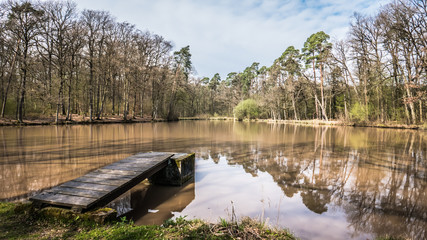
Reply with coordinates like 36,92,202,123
162,216,296,240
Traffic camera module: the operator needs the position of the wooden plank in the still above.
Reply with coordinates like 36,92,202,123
134,152,173,157
106,161,153,168
102,165,153,172
172,153,187,159
103,162,155,169
74,176,130,186
61,181,117,192
120,158,153,162
118,157,164,162
47,186,107,199
30,192,96,208
83,172,133,180
93,168,140,176
119,159,161,164
121,157,170,163
121,153,173,162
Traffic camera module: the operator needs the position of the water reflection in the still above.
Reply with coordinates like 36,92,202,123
108,179,195,225
191,124,426,239
0,123,192,200
0,122,426,239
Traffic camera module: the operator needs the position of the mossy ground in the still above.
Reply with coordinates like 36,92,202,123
0,202,296,240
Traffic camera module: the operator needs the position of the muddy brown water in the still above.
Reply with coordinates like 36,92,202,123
0,121,426,239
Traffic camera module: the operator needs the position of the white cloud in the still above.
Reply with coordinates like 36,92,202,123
73,0,390,79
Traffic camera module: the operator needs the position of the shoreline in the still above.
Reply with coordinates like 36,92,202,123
0,115,425,130
0,115,168,127
263,119,423,130
181,117,425,130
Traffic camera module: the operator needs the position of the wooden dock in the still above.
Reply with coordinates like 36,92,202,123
30,152,175,212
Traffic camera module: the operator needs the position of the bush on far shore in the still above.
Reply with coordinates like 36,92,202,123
233,99,260,121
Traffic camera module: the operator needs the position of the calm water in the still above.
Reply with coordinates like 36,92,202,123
0,121,426,239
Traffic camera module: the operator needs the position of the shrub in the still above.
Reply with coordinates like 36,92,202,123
349,102,369,123
233,99,259,120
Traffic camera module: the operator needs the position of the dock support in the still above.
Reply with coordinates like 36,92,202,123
149,153,195,186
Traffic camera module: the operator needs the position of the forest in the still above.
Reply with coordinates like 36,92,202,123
0,0,425,124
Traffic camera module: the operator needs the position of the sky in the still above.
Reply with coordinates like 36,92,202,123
72,0,389,79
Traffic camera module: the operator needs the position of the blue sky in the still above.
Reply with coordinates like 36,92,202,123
72,0,389,79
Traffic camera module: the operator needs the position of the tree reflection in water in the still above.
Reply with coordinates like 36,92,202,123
199,123,426,239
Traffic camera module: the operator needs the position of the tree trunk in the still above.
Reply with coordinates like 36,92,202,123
399,63,416,124
404,102,410,124
18,72,26,123
312,59,319,119
98,90,106,120
56,68,65,123
315,96,328,122
344,92,348,120
18,43,30,123
319,63,326,120
167,70,180,121
2,40,19,118
1,71,13,118
66,74,72,121
140,86,145,118
132,91,137,118
89,55,94,122
291,94,298,120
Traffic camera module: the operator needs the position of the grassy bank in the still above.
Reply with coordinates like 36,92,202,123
0,202,296,240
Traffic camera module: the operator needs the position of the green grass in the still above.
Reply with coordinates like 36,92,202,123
0,202,297,240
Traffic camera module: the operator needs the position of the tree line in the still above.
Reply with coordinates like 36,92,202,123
0,0,426,124
0,0,192,122
201,0,426,124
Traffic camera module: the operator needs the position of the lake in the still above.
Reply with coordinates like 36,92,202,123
0,121,425,239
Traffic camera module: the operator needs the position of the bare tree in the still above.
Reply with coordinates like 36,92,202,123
80,9,111,121
41,0,77,122
6,1,44,122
